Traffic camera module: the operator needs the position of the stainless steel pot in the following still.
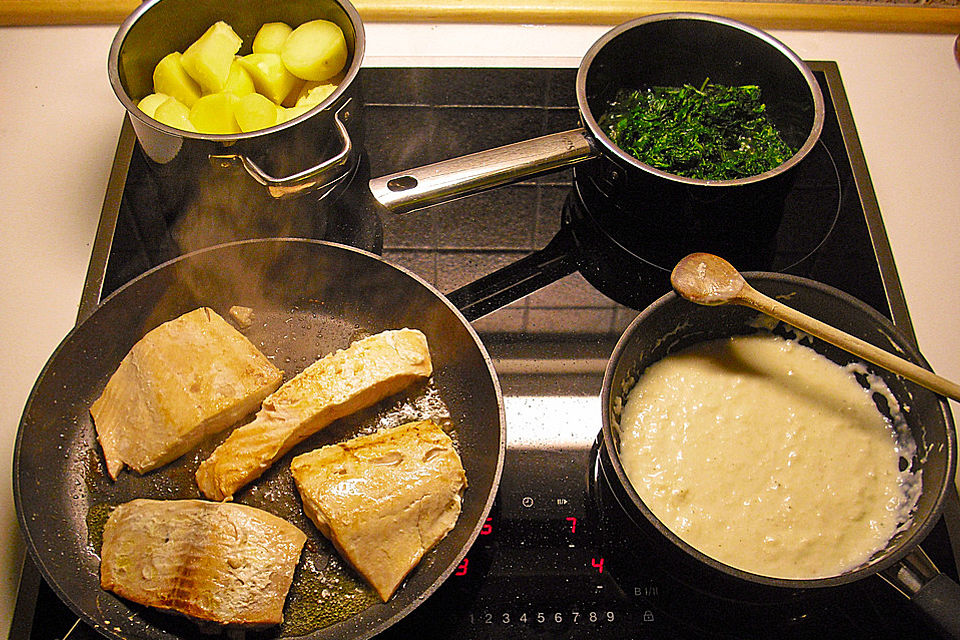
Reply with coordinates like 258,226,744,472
108,0,364,200
369,13,824,214
601,273,960,638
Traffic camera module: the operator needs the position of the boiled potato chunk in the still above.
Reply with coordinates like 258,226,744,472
139,18,349,134
278,104,313,123
137,92,171,118
282,78,306,107
223,58,256,96
152,53,201,107
180,21,243,94
189,92,241,134
236,93,281,132
295,75,340,107
252,22,292,54
280,19,347,82
239,53,300,104
153,96,197,132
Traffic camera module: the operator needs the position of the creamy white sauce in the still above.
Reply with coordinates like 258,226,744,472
618,333,921,580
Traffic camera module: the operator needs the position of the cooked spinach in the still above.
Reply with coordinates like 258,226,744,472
598,79,796,180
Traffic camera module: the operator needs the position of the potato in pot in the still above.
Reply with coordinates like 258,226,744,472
136,18,348,135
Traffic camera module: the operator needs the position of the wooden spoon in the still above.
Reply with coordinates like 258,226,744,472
671,252,960,403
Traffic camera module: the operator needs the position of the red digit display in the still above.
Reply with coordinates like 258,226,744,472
591,557,604,574
480,517,493,536
566,516,577,534
455,558,469,576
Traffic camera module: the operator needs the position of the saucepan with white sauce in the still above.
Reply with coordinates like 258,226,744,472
600,272,960,638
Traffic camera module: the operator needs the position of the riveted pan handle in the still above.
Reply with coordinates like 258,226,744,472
369,128,596,214
210,100,355,200
881,546,960,639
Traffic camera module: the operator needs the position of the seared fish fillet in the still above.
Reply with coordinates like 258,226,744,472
290,419,466,601
91,307,283,480
100,499,306,627
196,328,432,501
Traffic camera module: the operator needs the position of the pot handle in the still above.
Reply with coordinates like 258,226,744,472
369,128,596,214
881,546,960,639
210,100,354,200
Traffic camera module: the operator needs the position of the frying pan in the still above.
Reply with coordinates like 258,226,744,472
13,238,505,640
601,273,960,638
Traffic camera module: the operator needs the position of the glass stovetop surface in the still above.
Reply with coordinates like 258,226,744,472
12,64,960,640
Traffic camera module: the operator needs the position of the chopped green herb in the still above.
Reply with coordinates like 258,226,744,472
598,79,796,180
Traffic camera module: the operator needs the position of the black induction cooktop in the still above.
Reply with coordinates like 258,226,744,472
10,64,959,640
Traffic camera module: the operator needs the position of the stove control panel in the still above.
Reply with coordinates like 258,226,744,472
382,446,679,639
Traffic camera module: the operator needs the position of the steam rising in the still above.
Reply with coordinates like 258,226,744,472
171,161,325,254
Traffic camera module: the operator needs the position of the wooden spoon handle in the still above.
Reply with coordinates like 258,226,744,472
739,285,960,403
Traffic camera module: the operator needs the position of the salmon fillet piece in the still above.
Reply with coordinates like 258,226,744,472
91,307,283,479
196,328,433,501
290,419,466,601
100,499,306,627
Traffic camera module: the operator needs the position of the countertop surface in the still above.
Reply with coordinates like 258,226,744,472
1,20,958,639
2,1,960,31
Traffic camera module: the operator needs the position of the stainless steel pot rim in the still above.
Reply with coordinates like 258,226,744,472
107,0,366,142
600,271,957,589
575,12,826,187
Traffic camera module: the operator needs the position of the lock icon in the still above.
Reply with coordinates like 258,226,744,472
643,610,655,623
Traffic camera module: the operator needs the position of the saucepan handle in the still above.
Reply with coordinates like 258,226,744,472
210,100,355,200
881,546,960,639
369,128,597,214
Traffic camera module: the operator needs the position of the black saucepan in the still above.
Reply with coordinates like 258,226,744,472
368,13,824,220
601,273,960,638
13,239,505,640
369,13,826,315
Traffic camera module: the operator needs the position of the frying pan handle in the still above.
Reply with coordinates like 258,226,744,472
447,228,579,322
369,128,596,214
210,100,355,199
881,547,960,639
